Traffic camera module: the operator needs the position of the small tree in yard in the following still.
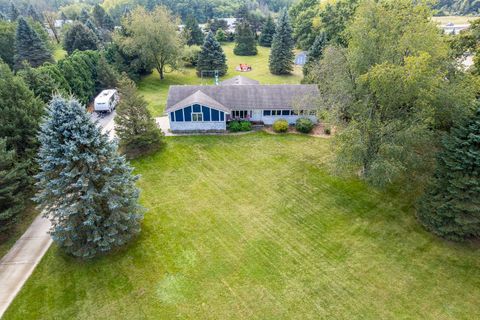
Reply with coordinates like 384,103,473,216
259,15,275,47
0,138,28,234
63,21,98,54
269,10,294,75
234,20,257,56
35,97,143,259
215,29,227,43
303,32,327,76
417,107,480,241
196,31,227,77
116,76,164,158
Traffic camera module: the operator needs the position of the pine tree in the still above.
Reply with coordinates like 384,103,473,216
215,28,226,42
27,4,42,22
0,20,15,68
184,14,204,46
63,21,98,54
9,2,19,21
269,10,294,75
0,11,7,21
234,20,257,56
116,76,163,158
259,15,275,47
303,32,327,76
60,11,67,22
417,107,480,241
196,31,227,77
96,54,119,91
0,138,28,234
0,62,43,160
14,17,53,69
92,4,106,28
85,18,101,40
35,96,144,259
79,8,90,24
103,13,114,31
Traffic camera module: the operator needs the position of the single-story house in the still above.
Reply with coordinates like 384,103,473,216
165,76,320,132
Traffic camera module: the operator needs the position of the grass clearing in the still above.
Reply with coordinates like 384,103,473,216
432,15,477,25
5,133,480,319
138,42,303,117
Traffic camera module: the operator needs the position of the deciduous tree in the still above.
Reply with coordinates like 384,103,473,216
117,6,183,80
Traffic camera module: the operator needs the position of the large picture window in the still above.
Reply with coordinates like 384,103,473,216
192,113,203,122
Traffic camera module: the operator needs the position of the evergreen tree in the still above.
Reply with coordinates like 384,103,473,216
9,2,19,21
234,20,257,56
215,28,226,42
60,11,67,22
0,138,28,234
0,20,15,68
92,4,106,28
269,10,294,75
18,62,71,103
85,18,101,40
58,50,99,105
184,14,204,46
27,4,42,22
417,107,480,241
96,54,119,91
35,96,144,259
63,21,98,54
79,8,90,24
259,15,275,47
14,17,53,69
196,31,227,77
303,32,327,76
103,13,114,31
0,11,7,21
0,62,43,160
116,76,163,158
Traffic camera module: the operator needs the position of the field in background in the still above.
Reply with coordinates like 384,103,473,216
432,15,477,25
138,42,303,117
5,134,480,319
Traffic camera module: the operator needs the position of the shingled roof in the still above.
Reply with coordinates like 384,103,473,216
168,90,229,113
219,75,260,86
166,84,319,113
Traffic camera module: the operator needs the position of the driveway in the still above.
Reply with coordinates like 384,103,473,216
0,110,116,318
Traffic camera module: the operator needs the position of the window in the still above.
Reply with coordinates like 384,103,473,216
184,106,192,121
263,110,271,116
202,106,211,121
232,110,250,119
192,104,201,112
192,113,203,121
175,109,184,122
170,112,175,122
282,110,290,116
271,110,282,116
309,110,316,116
211,109,219,121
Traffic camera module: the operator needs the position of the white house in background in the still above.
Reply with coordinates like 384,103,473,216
94,89,119,113
440,23,470,35
165,76,319,132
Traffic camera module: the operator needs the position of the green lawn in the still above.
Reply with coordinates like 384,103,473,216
138,42,303,117
432,15,477,25
5,133,480,319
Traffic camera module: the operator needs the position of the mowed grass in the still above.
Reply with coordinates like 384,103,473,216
5,133,480,319
138,42,303,117
432,15,477,25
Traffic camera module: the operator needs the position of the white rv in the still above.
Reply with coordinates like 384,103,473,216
94,89,119,113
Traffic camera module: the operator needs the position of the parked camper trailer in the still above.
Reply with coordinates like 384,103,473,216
94,89,119,113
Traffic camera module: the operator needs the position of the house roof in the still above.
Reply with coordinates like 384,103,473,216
219,76,259,86
166,84,319,112
168,90,230,113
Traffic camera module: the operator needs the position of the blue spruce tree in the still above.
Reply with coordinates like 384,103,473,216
35,96,144,259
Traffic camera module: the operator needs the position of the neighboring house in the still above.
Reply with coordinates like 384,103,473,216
165,76,319,132
295,51,308,65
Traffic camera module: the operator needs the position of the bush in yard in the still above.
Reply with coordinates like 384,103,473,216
324,127,331,135
228,120,251,132
35,96,144,259
295,117,314,133
273,119,289,133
